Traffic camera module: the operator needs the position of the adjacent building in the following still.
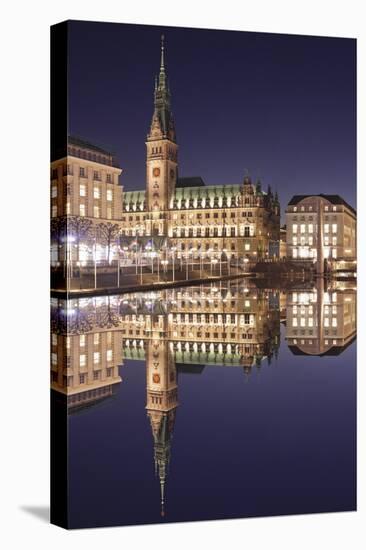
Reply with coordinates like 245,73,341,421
51,137,123,268
285,194,356,273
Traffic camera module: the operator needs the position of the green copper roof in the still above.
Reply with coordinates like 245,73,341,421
174,184,241,201
123,184,269,210
124,190,146,204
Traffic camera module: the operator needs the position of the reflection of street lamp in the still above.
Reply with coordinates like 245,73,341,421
171,246,176,282
161,259,168,282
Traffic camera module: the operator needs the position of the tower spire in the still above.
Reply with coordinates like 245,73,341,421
160,34,165,71
160,478,165,517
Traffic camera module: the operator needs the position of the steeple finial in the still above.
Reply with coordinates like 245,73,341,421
160,478,165,517
160,34,165,71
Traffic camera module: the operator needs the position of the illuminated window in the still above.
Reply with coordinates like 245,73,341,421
80,204,86,216
80,335,85,347
332,318,337,327
324,236,329,245
293,293,298,302
332,224,337,234
308,224,313,233
80,184,86,197
66,202,71,215
94,187,100,199
245,300,250,307
308,317,313,327
293,237,297,245
324,206,329,211
292,318,298,327
292,224,298,233
244,243,250,251
309,236,313,245
94,205,100,218
300,224,305,233
80,354,86,367
107,189,113,201
52,353,57,365
107,349,113,361
324,317,329,327
94,333,100,345
66,337,70,349
332,236,337,245
107,207,112,220
300,317,305,327
52,334,57,346
332,248,337,259
324,224,329,233
51,205,57,217
51,186,57,198
93,352,100,364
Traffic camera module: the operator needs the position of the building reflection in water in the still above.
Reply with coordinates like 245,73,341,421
285,278,356,356
50,278,356,515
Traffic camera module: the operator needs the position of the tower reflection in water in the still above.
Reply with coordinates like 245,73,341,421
50,279,356,516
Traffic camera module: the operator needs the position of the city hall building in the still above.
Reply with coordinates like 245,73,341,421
50,37,280,269
121,36,280,263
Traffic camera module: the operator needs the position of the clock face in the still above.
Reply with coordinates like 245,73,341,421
153,374,160,384
153,167,160,177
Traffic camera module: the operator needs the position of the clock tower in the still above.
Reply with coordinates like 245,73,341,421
146,35,178,236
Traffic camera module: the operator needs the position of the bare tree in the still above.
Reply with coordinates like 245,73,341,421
97,222,120,264
50,216,67,246
68,216,94,261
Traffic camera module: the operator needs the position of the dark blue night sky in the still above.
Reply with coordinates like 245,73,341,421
68,21,356,216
